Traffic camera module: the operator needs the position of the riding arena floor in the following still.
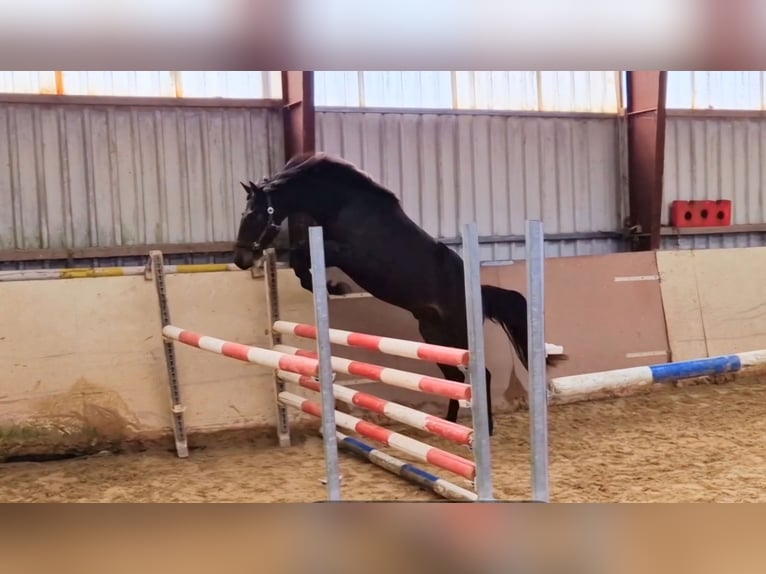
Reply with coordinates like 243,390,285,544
3,375,766,503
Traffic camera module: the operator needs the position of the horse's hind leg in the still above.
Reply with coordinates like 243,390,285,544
483,368,493,436
436,364,465,423
433,363,494,437
416,319,494,436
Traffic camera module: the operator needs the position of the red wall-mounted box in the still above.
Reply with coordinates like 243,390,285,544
670,200,732,228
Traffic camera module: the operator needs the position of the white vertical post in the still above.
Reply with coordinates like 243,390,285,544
525,219,549,502
461,222,494,501
308,226,342,501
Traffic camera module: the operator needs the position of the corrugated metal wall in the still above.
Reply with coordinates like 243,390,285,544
0,102,284,251
660,233,766,251
317,110,627,260
661,115,766,251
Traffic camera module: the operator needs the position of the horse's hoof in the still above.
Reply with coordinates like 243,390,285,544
327,280,353,295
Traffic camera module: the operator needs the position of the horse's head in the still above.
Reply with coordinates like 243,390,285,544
233,178,286,269
234,152,374,269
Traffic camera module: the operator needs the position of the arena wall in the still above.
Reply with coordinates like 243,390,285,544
657,246,766,360
2,245,765,458
0,267,316,458
326,250,669,409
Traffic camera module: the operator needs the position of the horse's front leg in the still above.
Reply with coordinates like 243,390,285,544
289,239,354,296
289,243,314,292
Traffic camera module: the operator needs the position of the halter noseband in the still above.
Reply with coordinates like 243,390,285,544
236,190,281,253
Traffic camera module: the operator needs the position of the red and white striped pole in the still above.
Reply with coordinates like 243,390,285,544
278,391,476,480
273,344,471,402
273,320,470,367
162,326,319,376
277,370,474,446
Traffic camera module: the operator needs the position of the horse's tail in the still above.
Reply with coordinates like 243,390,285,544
480,284,563,369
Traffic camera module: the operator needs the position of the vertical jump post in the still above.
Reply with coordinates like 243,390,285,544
525,220,550,502
308,226,343,501
149,250,189,458
264,248,292,447
461,222,494,501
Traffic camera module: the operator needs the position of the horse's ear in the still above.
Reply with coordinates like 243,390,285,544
240,181,250,195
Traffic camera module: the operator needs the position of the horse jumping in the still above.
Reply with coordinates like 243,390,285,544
233,152,565,435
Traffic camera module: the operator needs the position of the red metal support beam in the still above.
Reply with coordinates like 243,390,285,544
625,71,667,251
281,71,316,248
282,71,315,159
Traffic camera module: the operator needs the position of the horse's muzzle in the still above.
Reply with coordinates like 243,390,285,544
233,246,257,270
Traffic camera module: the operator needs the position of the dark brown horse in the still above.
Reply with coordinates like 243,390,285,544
233,152,564,435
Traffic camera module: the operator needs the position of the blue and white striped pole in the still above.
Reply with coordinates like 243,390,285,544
550,350,766,400
330,430,478,501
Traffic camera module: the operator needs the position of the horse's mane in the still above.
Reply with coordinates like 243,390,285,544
262,152,400,203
